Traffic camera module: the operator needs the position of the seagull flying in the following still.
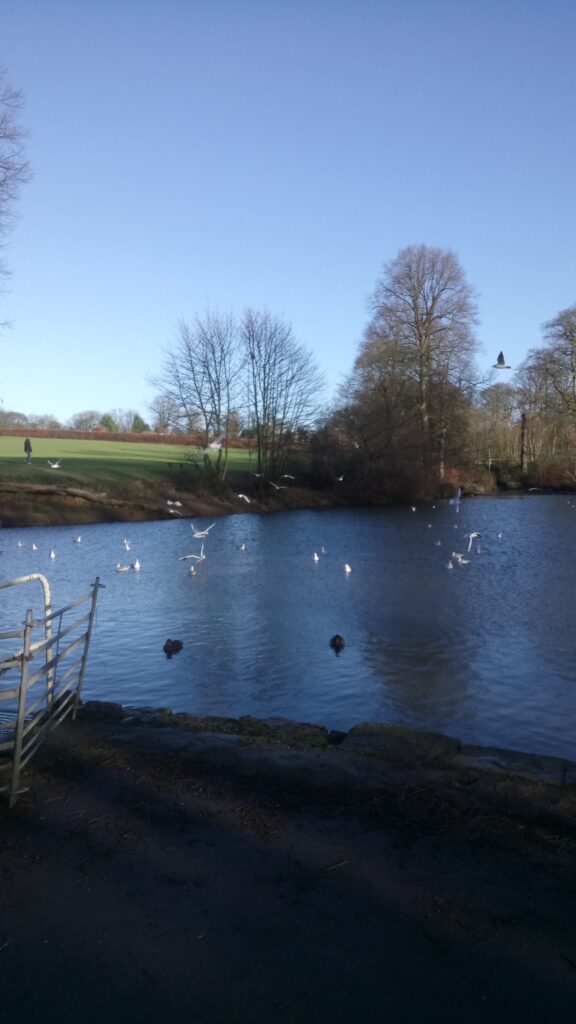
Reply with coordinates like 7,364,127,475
201,433,225,454
237,494,251,504
190,522,216,538
179,542,206,562
467,531,481,552
47,460,61,469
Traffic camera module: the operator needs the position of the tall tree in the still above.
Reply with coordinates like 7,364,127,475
147,394,187,434
0,66,30,296
154,311,243,479
241,308,325,476
540,304,576,416
365,245,479,477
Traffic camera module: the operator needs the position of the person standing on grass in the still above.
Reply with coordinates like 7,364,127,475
24,437,32,464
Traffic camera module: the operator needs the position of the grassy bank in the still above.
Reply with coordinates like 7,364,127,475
0,435,261,526
0,435,330,527
0,435,256,485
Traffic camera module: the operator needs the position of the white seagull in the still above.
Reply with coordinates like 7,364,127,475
47,460,61,469
467,531,481,552
313,552,320,562
116,562,131,573
179,542,206,562
49,549,56,559
237,494,251,504
201,433,225,454
190,522,216,538
131,558,141,571
344,563,352,574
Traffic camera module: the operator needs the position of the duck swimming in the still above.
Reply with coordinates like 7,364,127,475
163,638,183,657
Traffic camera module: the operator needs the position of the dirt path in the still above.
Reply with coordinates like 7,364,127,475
1,715,576,1023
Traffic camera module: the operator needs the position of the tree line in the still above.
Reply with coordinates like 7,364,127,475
3,63,576,497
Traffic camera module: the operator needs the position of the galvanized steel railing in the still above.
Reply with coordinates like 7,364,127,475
0,574,101,807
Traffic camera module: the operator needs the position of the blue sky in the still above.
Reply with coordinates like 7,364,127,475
1,0,575,423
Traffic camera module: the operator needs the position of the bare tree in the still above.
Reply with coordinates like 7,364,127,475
241,309,325,476
67,410,102,431
148,394,187,434
154,311,243,479
365,245,479,477
540,304,576,416
27,413,62,430
0,66,30,296
0,407,28,428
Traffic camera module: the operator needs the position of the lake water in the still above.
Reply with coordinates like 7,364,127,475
1,496,576,761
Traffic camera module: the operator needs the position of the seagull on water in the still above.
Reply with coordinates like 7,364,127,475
131,558,141,571
49,549,56,559
313,552,320,562
116,562,131,572
344,563,352,574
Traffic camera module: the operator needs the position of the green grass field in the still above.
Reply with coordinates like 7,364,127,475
0,436,256,489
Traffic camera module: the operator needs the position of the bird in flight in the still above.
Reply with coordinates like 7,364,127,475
190,522,216,538
201,433,226,454
493,351,511,369
47,460,61,469
466,531,481,552
179,542,206,562
237,494,251,503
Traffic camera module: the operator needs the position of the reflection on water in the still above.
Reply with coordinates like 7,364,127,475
1,495,576,759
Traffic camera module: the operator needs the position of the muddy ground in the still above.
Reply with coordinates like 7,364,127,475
1,711,576,1023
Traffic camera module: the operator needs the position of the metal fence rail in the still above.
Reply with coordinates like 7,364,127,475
0,574,101,807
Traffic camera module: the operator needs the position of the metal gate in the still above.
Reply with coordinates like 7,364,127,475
0,573,101,807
